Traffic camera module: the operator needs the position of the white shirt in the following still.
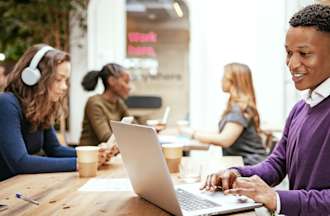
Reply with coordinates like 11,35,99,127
275,77,330,215
303,77,330,107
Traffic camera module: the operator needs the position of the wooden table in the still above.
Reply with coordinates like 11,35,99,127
0,157,257,216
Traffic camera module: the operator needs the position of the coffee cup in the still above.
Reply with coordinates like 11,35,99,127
76,146,99,177
162,143,183,173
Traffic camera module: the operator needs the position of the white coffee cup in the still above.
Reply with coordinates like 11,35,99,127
76,146,99,177
162,143,183,173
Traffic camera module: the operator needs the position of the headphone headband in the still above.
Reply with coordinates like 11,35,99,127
21,45,55,86
29,46,55,70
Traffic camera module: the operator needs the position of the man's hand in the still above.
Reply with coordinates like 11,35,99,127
200,169,240,192
225,175,277,211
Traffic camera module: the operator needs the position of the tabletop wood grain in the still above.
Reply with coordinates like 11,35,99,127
0,156,257,216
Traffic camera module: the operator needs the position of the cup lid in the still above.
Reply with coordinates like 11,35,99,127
76,146,100,151
162,143,183,148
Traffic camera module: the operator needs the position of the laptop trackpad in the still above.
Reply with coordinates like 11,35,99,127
176,183,259,207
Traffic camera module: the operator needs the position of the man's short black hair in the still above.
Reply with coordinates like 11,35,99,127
289,4,330,32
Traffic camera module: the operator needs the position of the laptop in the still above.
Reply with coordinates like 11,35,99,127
110,121,262,216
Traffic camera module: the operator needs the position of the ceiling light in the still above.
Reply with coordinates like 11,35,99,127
173,2,183,18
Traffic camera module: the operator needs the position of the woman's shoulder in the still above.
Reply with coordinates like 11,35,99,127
0,92,20,108
87,94,102,101
230,103,243,114
0,92,22,118
225,103,251,125
84,95,105,112
86,94,104,105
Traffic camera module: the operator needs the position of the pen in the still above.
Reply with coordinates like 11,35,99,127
15,193,39,205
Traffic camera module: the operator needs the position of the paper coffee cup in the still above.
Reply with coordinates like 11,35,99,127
76,146,99,177
162,143,183,173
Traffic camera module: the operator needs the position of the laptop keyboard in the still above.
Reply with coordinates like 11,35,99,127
176,188,221,212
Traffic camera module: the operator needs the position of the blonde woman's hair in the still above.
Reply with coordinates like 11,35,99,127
317,0,330,6
222,63,260,132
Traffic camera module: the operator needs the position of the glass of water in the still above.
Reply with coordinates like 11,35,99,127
179,158,202,183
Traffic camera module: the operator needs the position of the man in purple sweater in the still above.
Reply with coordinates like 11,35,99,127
201,4,330,215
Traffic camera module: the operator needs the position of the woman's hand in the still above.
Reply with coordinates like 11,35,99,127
97,147,108,167
106,145,120,161
178,126,195,138
225,175,277,211
200,169,240,191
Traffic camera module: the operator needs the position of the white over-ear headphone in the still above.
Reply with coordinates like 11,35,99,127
21,46,55,86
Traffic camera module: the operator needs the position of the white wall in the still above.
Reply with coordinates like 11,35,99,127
255,1,286,127
68,0,126,144
69,0,309,142
69,8,88,144
188,0,287,131
87,0,126,69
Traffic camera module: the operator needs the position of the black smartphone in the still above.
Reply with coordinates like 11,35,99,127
0,204,8,212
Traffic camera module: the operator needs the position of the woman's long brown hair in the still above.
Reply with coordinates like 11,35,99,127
5,44,70,131
222,63,260,132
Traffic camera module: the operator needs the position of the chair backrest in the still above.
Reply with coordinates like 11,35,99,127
260,130,277,154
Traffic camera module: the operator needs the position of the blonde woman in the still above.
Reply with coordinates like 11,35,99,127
182,63,267,165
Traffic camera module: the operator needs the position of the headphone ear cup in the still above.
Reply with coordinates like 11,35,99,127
21,67,41,86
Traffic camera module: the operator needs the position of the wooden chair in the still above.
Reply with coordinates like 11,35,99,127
260,130,277,154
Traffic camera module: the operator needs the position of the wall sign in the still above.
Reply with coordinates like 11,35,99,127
127,32,157,57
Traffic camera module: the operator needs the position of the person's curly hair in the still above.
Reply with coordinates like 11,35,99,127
289,4,330,32
5,44,70,131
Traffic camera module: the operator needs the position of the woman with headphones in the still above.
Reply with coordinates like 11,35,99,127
79,63,132,147
0,44,107,181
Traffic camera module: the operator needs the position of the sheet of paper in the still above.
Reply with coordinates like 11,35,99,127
78,178,133,192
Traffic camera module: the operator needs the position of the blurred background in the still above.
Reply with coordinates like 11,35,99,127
0,0,322,145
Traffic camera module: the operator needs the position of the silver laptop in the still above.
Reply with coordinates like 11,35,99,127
111,121,262,216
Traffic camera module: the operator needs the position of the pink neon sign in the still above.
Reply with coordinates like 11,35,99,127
128,45,156,57
128,32,157,43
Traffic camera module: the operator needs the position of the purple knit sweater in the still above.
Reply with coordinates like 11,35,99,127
236,96,330,215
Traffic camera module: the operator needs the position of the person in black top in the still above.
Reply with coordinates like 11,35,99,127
180,63,267,165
